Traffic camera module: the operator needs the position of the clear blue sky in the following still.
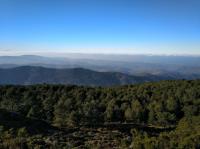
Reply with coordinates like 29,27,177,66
0,0,200,55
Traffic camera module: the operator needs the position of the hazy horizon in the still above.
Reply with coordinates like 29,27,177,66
1,51,200,58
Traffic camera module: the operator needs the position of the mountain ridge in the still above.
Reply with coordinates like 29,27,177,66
0,66,176,86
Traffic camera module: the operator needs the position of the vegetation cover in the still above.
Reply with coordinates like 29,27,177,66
0,80,199,148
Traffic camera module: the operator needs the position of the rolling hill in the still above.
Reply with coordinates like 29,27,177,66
0,66,175,86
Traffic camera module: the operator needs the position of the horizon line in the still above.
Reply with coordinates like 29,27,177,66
0,52,200,57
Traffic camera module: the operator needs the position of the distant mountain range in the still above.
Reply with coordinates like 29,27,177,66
0,54,200,72
0,66,173,86
0,54,200,86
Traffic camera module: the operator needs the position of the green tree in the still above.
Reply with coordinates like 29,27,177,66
166,97,178,112
131,100,145,123
17,127,28,137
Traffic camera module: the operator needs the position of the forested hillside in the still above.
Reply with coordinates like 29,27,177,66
0,66,167,86
0,66,200,86
0,80,199,148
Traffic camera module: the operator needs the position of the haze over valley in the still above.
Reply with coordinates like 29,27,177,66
0,54,200,86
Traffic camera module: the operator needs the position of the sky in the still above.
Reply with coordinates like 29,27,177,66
0,0,200,55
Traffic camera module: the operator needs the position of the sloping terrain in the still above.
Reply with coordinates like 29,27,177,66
0,80,199,148
0,66,174,86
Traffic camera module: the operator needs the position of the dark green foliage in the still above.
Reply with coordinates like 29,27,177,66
130,116,200,149
0,80,199,148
